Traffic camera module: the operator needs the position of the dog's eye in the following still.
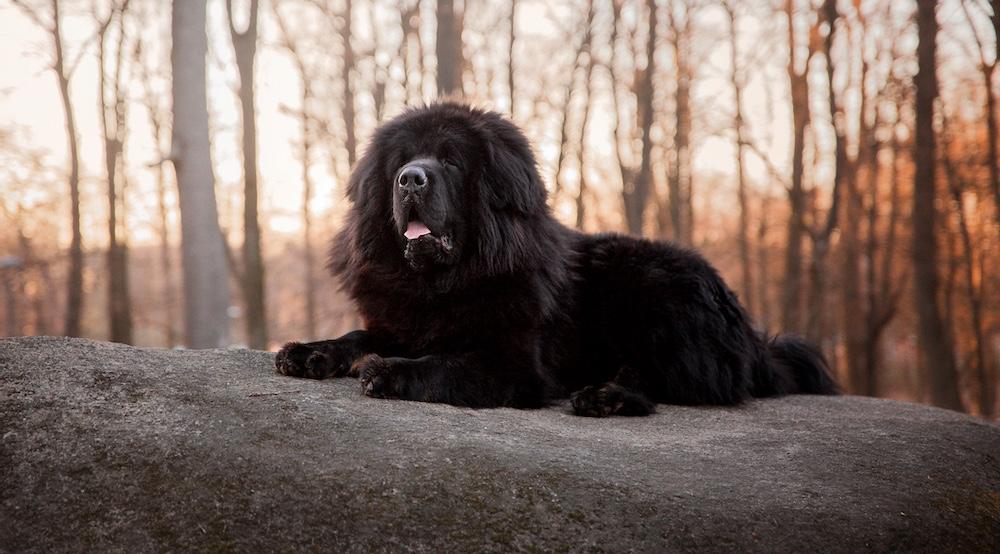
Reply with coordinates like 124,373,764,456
441,158,457,170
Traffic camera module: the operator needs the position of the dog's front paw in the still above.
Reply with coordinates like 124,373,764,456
275,342,339,379
357,355,396,398
570,383,626,417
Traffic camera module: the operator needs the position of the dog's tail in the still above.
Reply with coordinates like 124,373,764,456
762,334,839,395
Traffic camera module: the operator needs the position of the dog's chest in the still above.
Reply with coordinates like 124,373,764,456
356,279,540,352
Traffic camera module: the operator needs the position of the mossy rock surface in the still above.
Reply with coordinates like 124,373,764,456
1,336,998,552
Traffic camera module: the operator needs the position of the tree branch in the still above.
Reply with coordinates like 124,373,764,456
10,0,52,33
738,138,791,191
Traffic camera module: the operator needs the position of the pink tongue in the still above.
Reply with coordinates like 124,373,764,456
404,221,432,240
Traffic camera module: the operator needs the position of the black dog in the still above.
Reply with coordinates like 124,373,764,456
275,103,838,416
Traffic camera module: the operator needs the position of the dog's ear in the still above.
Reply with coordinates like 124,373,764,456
480,121,547,215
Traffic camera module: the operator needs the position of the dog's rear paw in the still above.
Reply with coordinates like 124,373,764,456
570,384,626,417
571,383,654,417
275,342,345,379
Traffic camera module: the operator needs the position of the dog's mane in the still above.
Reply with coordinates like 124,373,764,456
329,103,571,311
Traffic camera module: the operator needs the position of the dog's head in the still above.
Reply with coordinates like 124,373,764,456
341,103,550,277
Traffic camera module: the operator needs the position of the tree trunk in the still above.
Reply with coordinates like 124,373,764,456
781,0,810,334
17,233,49,335
862,114,895,399
507,0,516,115
227,0,267,349
2,267,18,336
171,0,231,349
842,44,873,394
607,0,633,234
943,144,991,417
804,237,830,345
983,65,1000,233
988,2,1000,229
554,2,595,199
860,162,884,397
757,196,772,332
941,226,959,404
398,4,413,104
805,0,845,347
435,0,463,97
912,0,964,411
301,81,317,341
671,55,692,245
34,263,53,336
155,157,178,347
574,11,596,231
554,92,574,197
957,191,990,417
368,6,388,123
622,0,657,236
47,0,85,338
724,1,753,312
136,18,178,347
666,3,692,245
869,98,906,397
342,0,357,167
415,4,429,99
273,5,317,341
97,1,134,345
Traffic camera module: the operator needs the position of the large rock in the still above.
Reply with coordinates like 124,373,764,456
1,336,997,552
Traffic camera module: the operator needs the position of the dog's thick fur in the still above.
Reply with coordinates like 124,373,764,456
275,103,838,416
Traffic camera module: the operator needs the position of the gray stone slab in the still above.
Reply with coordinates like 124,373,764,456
1,336,997,552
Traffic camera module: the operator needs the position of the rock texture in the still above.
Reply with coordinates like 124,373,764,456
1,336,998,552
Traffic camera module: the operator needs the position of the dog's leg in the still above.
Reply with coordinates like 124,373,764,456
569,366,655,417
275,330,401,379
354,352,548,408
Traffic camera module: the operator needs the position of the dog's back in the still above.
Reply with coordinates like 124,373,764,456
547,231,837,408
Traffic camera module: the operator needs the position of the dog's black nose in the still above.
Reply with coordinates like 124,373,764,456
398,166,427,193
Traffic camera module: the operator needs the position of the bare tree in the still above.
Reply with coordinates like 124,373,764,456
614,0,657,236
799,0,845,347
942,121,992,417
368,3,389,123
226,0,268,349
842,2,902,395
722,0,753,312
303,0,358,172
606,0,630,221
507,0,517,114
95,0,134,344
11,0,84,337
912,0,963,411
172,0,231,348
664,0,694,245
756,195,773,330
554,1,595,199
860,90,906,398
574,5,597,231
436,0,463,97
0,256,20,337
780,0,818,334
837,5,866,390
397,0,423,104
274,2,318,340
960,0,1000,230
0,134,56,337
343,0,357,166
135,6,179,347
21,234,52,336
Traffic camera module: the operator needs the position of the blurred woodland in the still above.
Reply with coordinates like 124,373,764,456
0,0,998,417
